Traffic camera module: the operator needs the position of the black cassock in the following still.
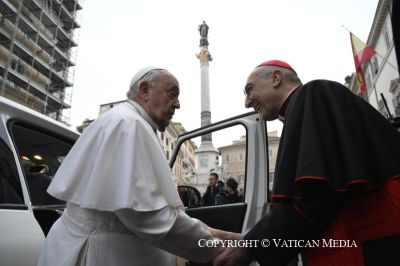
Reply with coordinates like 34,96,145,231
245,80,400,266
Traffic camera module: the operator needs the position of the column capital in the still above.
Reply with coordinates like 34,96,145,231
196,47,213,64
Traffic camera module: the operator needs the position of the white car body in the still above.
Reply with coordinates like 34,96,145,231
0,96,78,265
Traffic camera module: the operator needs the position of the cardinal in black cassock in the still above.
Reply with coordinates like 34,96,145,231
243,60,400,266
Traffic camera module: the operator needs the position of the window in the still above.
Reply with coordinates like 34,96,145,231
237,173,245,184
44,0,53,11
0,139,24,205
383,27,390,50
11,59,25,75
11,60,17,70
171,124,247,203
170,125,247,195
238,152,244,161
268,149,273,158
269,172,275,185
11,123,73,205
365,72,372,92
269,172,275,179
395,93,400,116
370,57,379,78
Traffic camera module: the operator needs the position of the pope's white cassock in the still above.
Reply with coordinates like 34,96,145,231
38,100,220,266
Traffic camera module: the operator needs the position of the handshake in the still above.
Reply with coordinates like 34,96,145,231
209,229,252,266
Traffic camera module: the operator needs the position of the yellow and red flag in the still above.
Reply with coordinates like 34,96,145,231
350,33,376,92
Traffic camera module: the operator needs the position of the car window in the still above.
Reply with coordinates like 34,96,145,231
0,138,24,206
10,123,73,206
172,125,247,208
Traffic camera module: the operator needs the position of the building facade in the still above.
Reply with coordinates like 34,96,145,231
349,0,399,118
158,122,197,185
0,0,82,123
218,131,280,191
219,135,246,189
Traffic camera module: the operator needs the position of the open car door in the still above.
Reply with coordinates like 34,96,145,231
170,112,270,265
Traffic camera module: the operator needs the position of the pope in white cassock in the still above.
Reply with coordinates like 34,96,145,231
38,67,222,265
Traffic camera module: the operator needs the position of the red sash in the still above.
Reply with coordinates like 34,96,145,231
304,178,400,266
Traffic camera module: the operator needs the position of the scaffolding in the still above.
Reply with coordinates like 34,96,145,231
0,0,83,124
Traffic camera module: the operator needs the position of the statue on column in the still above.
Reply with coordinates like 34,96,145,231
198,20,209,47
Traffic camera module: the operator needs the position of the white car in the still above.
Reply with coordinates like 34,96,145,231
0,96,78,265
0,96,268,265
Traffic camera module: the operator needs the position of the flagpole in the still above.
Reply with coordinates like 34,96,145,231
341,25,352,33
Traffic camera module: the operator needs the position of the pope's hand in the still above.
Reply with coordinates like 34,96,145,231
211,229,252,266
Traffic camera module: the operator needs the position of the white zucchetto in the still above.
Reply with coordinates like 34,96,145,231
129,66,164,90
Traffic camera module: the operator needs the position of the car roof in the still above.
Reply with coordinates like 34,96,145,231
0,96,79,141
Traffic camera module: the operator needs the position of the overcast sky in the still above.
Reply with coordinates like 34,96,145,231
68,0,379,137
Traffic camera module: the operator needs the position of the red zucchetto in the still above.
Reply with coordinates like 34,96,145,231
257,60,296,73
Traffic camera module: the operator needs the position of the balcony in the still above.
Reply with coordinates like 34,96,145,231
0,27,72,92
23,0,78,48
52,0,80,31
0,0,75,68
63,0,82,13
0,65,70,109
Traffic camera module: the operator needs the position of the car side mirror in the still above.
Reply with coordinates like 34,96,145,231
178,185,201,208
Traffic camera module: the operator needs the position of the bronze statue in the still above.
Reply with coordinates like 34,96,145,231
199,20,209,47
